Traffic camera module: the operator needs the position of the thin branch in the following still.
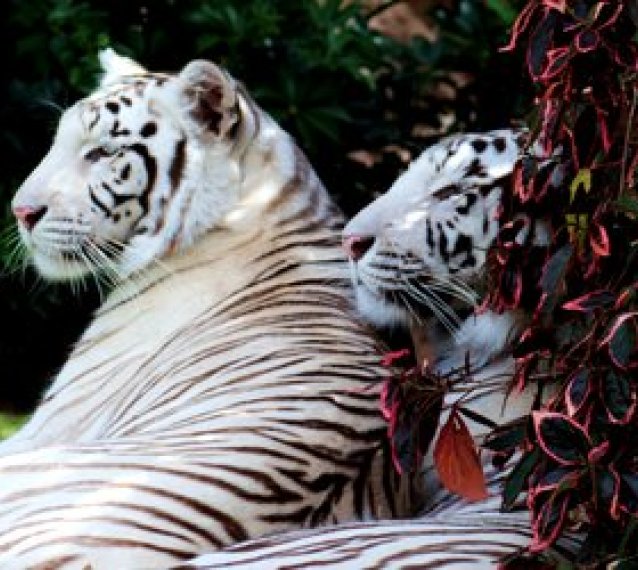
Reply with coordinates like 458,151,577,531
620,81,638,196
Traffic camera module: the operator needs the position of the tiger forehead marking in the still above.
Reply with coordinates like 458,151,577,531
343,129,525,327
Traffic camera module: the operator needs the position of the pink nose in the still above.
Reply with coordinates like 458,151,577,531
342,235,375,261
13,205,48,232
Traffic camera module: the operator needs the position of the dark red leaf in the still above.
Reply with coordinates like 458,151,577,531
606,315,638,370
596,107,612,154
530,490,572,551
533,411,590,466
527,9,558,80
587,441,610,464
381,348,411,367
602,370,637,424
589,219,611,257
562,289,615,312
542,0,566,11
539,46,571,81
433,409,488,502
540,244,573,293
501,2,539,52
565,367,592,417
575,29,599,52
614,471,638,516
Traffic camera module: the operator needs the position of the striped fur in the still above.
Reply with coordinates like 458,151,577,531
176,133,579,568
0,51,414,568
183,358,579,569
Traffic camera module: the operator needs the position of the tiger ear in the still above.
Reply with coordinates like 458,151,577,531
98,48,147,87
179,60,239,140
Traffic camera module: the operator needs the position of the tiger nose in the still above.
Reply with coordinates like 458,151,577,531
342,235,375,261
13,205,48,232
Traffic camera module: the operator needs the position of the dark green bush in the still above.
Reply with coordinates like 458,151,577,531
0,0,525,411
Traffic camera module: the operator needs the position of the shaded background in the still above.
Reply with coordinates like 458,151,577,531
0,0,528,414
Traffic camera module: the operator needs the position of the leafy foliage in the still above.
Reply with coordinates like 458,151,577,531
485,0,638,564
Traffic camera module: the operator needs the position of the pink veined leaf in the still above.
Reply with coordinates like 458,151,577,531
380,348,411,367
565,367,592,417
590,219,611,257
501,2,539,52
533,411,591,466
539,46,572,81
600,312,638,345
601,313,638,371
575,29,600,53
596,107,612,153
542,0,566,11
530,491,572,552
587,441,610,463
562,289,615,312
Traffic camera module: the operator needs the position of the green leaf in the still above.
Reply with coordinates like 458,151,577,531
483,418,527,452
615,196,638,216
503,448,540,510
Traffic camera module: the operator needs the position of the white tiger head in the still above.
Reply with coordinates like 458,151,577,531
343,130,526,329
12,49,256,281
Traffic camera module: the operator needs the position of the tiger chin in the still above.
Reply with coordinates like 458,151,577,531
2,50,415,568
342,130,531,371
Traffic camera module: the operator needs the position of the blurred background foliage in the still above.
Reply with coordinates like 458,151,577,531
0,0,526,423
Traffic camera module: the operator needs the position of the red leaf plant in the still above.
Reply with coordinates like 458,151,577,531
487,0,638,565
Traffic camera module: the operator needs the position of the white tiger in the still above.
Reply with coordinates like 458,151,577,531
185,130,580,568
0,50,416,568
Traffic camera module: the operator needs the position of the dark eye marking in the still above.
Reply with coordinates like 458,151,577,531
140,122,157,138
471,139,487,153
106,101,120,114
120,96,132,106
494,137,507,152
84,147,114,163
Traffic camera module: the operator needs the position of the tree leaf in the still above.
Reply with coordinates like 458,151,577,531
562,289,615,313
565,367,591,417
601,314,638,370
434,409,488,502
602,371,637,424
589,220,611,257
539,244,573,293
483,418,527,453
533,411,590,466
530,489,572,552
